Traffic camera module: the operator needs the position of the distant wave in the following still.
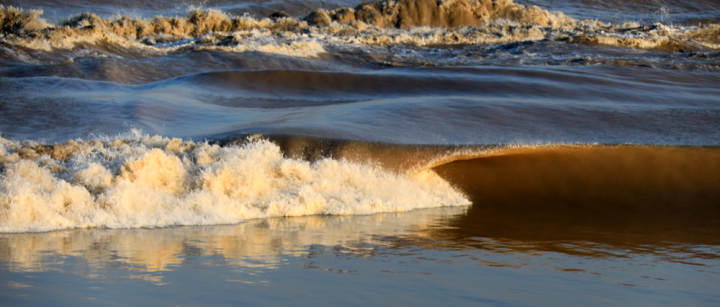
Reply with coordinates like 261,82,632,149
1,0,719,62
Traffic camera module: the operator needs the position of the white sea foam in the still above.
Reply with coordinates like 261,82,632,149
0,132,469,233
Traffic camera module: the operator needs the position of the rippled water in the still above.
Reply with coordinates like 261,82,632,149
1,0,719,304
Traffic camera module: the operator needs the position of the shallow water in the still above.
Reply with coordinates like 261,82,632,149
1,0,719,304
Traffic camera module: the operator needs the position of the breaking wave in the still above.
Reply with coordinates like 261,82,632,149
0,132,469,233
432,144,720,214
1,0,719,62
2,131,719,233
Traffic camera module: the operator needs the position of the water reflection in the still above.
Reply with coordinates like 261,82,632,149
2,205,720,305
0,208,464,279
3,203,720,278
425,205,720,263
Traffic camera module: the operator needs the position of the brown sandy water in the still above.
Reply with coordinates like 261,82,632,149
432,145,720,213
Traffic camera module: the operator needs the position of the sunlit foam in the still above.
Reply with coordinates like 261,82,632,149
0,132,470,233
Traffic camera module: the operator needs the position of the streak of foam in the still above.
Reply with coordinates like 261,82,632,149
0,132,469,233
197,29,327,58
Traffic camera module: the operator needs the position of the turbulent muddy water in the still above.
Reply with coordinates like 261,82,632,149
1,0,719,305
